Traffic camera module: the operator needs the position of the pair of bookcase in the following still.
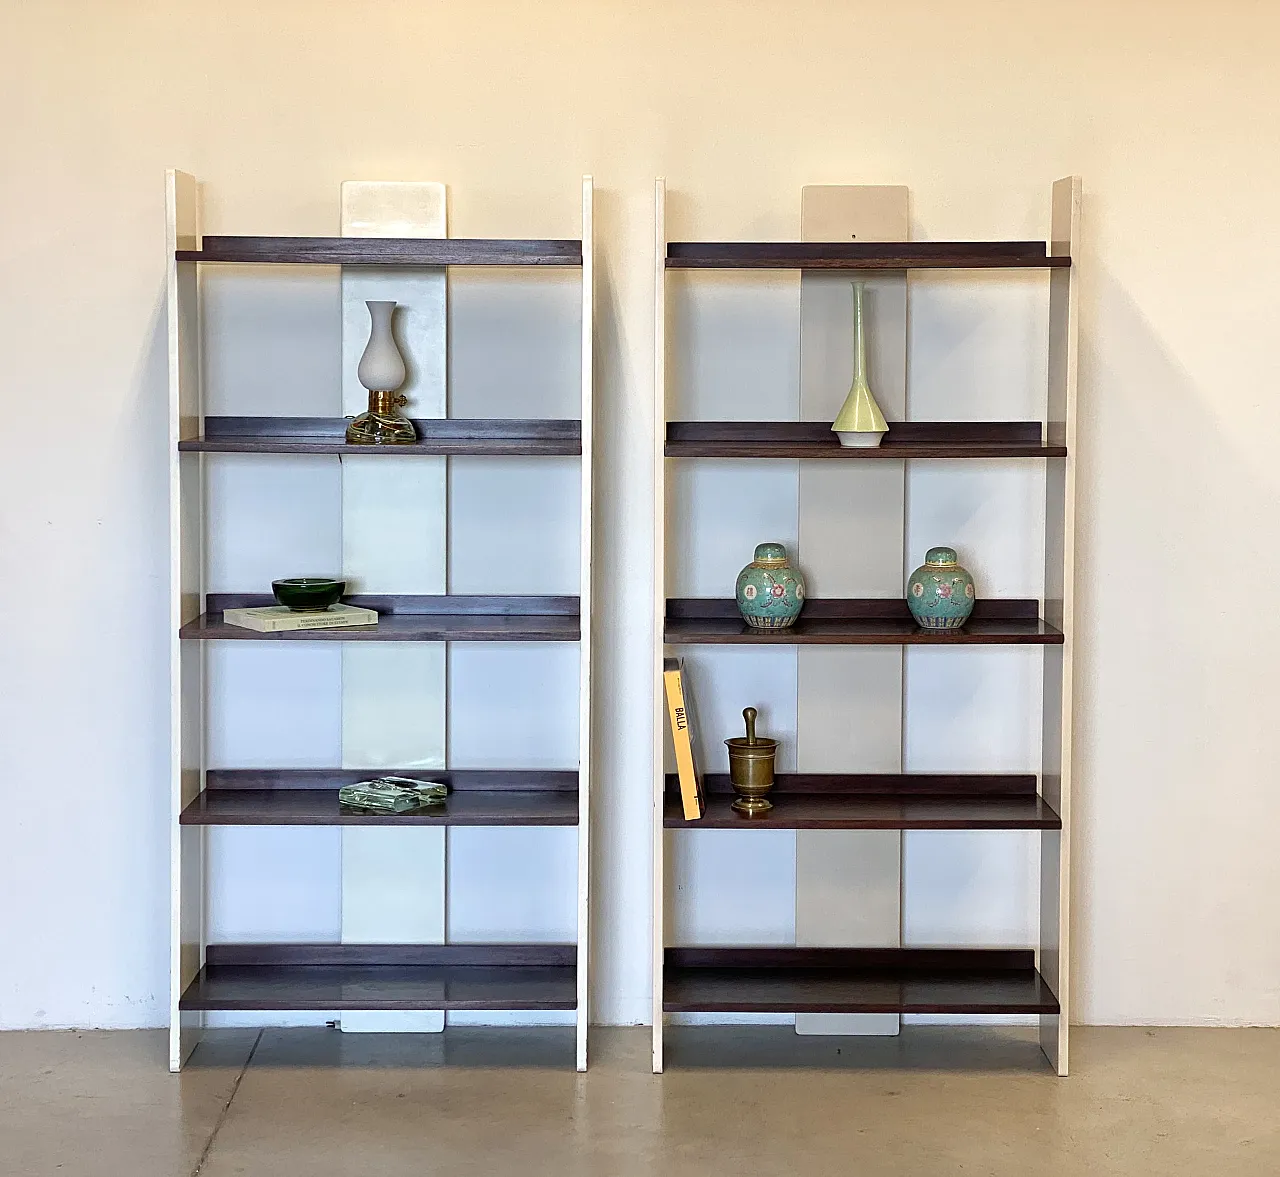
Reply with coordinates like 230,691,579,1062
168,172,1078,1076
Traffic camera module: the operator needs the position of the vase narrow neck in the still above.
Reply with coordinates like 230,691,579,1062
852,283,867,386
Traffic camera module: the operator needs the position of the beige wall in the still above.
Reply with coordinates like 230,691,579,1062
3,0,1279,1027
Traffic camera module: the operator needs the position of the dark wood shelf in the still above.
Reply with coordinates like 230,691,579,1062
182,595,580,642
665,599,1062,646
666,241,1070,270
180,418,581,457
176,237,582,267
663,948,1058,1015
181,769,579,827
666,421,1065,460
664,774,1059,830
180,944,577,1011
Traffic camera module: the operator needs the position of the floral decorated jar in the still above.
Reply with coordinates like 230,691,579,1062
736,542,806,629
906,546,975,630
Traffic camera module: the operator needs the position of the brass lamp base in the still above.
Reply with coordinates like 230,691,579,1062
346,390,417,445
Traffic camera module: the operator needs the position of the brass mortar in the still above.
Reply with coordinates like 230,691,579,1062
724,706,778,817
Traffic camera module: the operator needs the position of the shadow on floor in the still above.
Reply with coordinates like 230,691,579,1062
662,1024,1052,1072
191,1025,578,1070
186,1024,1051,1074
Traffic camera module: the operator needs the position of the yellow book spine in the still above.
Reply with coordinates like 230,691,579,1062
663,661,703,820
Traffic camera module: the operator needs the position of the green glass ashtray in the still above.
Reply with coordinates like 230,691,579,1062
272,577,345,612
339,777,449,814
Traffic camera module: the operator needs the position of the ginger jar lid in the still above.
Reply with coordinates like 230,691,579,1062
924,546,960,567
752,542,790,568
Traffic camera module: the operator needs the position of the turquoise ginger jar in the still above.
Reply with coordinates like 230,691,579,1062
736,543,806,629
907,547,976,630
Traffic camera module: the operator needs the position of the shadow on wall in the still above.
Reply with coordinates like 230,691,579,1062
580,182,651,1024
1072,248,1280,1025
110,283,173,1023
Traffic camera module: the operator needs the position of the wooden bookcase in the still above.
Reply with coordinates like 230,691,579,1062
167,173,594,1071
651,179,1079,1074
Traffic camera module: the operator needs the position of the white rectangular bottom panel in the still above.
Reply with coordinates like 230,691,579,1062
795,1013,900,1036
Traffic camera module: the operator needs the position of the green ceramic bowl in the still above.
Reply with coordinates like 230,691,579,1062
271,577,345,612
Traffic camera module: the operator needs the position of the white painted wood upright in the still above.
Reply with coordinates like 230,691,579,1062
339,182,449,1033
794,186,910,1037
1040,176,1080,1075
167,169,205,1071
651,179,668,1073
576,175,595,1073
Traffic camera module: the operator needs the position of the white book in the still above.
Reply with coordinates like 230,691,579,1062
222,604,379,633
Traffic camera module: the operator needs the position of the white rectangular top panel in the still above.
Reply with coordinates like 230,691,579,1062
341,182,447,238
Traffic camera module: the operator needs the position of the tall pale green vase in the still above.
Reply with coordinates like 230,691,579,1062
831,281,888,448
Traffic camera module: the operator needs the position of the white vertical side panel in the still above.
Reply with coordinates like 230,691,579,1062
652,179,667,1073
576,176,594,1072
795,186,909,1036
339,181,447,1033
1040,176,1081,1075
167,170,205,1071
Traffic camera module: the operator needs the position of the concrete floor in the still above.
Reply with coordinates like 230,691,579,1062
1,1025,1277,1176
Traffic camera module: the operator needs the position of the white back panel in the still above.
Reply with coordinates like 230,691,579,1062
339,181,447,1033
795,186,909,1036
